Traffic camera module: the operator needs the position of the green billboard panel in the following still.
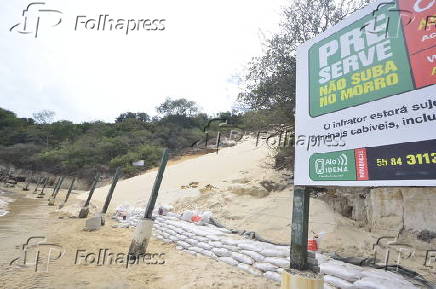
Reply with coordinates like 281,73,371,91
308,2,414,117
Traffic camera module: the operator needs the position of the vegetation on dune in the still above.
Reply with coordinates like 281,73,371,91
0,98,242,178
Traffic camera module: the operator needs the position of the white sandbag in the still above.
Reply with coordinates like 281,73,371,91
199,211,213,224
360,269,408,283
237,263,262,276
165,229,177,236
189,247,206,255
320,262,362,282
222,245,239,251
354,277,417,289
194,236,209,242
176,241,190,249
261,248,289,258
316,253,330,264
185,238,199,246
238,242,262,252
206,235,221,241
169,235,179,242
166,212,180,218
324,275,356,289
222,239,241,246
212,248,231,257
162,238,172,243
232,252,254,265
201,250,217,259
157,204,173,216
219,257,239,266
175,246,183,250
178,234,188,240
253,262,279,272
173,227,185,234
181,210,194,222
263,257,289,268
343,262,364,272
158,223,168,229
324,284,337,289
156,216,166,222
180,231,194,238
240,250,265,262
264,271,281,283
197,242,212,251
209,241,223,248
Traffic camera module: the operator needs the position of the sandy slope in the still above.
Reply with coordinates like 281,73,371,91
89,138,380,259
90,138,274,210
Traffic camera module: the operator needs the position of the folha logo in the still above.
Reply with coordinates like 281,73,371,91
10,2,63,38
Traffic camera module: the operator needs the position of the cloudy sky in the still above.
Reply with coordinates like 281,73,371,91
0,0,287,123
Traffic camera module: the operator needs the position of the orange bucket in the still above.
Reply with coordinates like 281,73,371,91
307,239,318,251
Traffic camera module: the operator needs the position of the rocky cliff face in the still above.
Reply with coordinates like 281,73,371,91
322,187,436,235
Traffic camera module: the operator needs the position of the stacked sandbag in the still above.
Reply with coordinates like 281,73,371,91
119,210,419,288
321,260,418,289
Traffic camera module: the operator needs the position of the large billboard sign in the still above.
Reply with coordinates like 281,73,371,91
295,0,436,186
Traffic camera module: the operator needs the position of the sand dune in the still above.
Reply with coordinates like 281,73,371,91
89,138,273,210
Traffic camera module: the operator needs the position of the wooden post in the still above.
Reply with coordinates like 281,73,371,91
84,169,121,229
58,178,75,209
64,178,75,204
129,148,169,257
37,177,49,198
33,176,42,194
78,173,100,218
2,168,11,185
23,172,32,191
100,167,122,223
290,186,310,270
49,176,64,206
144,149,168,219
53,177,64,198
51,177,61,197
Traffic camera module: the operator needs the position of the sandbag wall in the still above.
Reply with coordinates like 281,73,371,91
117,213,419,288
151,215,289,283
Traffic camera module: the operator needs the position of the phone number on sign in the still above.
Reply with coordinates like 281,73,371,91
376,153,436,167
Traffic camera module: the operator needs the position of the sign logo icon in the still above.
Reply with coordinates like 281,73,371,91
10,2,63,38
314,153,348,175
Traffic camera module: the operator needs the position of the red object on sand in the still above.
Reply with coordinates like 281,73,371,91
308,239,318,251
191,216,202,222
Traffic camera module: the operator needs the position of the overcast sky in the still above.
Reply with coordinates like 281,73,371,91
0,0,287,123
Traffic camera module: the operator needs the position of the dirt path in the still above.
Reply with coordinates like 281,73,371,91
0,187,279,289
0,190,51,289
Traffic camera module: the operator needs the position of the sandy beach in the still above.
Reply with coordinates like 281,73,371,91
0,139,434,288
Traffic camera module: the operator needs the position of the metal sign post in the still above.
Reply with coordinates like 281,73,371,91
289,186,310,270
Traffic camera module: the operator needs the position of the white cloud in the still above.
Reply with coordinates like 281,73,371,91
0,0,286,123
